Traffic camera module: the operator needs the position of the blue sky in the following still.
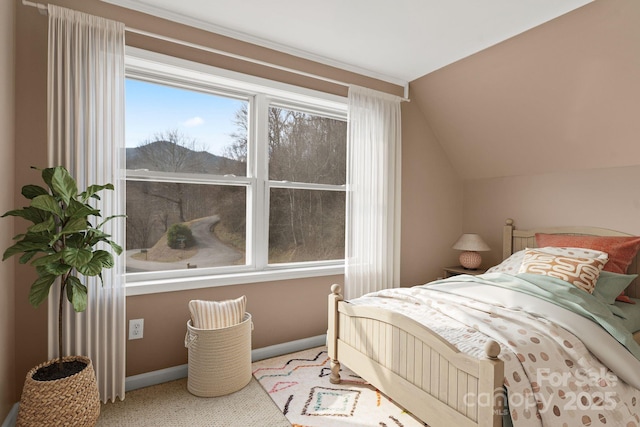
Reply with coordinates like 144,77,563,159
125,79,247,156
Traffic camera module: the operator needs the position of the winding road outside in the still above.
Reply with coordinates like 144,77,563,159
126,215,243,272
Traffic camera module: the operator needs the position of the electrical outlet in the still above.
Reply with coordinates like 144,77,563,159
129,318,144,340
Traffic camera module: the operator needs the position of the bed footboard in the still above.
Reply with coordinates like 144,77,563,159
327,284,504,427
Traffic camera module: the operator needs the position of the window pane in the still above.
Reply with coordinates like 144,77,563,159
268,188,345,263
126,181,246,272
268,107,346,185
126,78,248,176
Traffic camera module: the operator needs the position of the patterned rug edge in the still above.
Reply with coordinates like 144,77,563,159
252,346,427,427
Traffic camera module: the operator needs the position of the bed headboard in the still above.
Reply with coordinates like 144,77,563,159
502,218,640,298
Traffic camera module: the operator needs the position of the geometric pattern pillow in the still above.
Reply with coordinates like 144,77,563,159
517,249,607,294
189,295,247,329
486,246,607,276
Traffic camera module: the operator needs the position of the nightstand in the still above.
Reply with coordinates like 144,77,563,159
443,265,487,278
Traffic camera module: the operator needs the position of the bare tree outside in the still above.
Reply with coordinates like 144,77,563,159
266,107,346,263
135,129,207,173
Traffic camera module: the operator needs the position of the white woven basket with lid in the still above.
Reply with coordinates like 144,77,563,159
185,312,253,397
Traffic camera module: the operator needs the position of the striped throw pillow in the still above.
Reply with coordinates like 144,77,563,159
189,295,247,329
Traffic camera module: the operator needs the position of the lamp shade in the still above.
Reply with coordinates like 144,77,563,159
452,234,490,252
452,234,490,270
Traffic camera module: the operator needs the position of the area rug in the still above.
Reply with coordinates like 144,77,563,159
252,346,427,427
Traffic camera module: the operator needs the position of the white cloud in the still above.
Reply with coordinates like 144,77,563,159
183,116,205,127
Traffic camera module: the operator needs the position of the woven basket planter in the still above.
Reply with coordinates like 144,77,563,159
185,312,253,397
17,355,100,427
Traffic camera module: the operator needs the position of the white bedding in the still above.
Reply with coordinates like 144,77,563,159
428,281,640,390
350,280,640,427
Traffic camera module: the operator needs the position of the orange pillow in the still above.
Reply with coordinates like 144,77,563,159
535,234,640,303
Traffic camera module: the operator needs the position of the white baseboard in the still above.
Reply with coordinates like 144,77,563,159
126,334,326,392
1,334,326,426
251,334,326,362
1,403,18,427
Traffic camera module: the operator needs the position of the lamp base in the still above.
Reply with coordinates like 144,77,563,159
459,251,481,270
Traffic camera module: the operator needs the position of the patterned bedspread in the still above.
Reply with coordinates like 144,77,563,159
351,284,640,426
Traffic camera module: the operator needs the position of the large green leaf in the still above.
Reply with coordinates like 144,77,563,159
85,229,110,246
40,167,55,191
2,207,47,224
95,250,115,268
16,233,51,245
107,241,123,256
18,251,38,264
61,217,89,235
21,185,49,200
77,250,114,276
3,241,46,261
50,166,78,204
66,199,99,219
40,262,71,276
31,195,63,218
61,247,93,267
65,276,87,312
28,274,57,307
30,252,63,266
27,216,55,233
80,183,113,202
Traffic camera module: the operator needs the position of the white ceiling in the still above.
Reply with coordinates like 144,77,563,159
106,0,592,85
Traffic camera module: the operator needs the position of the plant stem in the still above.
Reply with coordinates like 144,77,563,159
57,273,68,370
57,228,66,368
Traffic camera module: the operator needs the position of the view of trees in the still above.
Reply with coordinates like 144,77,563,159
125,97,346,272
266,107,346,262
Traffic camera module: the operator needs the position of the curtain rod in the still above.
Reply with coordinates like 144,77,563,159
22,0,47,14
21,0,410,101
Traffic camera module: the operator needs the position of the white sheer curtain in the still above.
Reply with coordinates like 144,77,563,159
46,5,126,403
345,85,402,300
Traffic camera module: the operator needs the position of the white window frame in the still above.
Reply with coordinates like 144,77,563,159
124,48,347,296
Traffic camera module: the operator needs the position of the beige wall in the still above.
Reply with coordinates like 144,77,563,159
11,0,457,400
126,276,343,374
408,0,640,267
411,0,640,182
14,0,49,405
401,100,464,284
1,0,16,419
462,166,640,268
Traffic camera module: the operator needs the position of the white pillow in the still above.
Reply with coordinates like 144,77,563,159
189,295,247,329
486,250,526,275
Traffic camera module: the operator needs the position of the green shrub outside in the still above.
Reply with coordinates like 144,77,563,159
167,223,195,249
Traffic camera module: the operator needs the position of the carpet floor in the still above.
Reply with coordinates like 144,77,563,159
252,346,427,427
95,346,427,426
96,377,290,426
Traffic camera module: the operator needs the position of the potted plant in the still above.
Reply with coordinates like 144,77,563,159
3,166,123,426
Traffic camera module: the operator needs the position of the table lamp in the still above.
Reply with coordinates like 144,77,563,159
452,233,490,269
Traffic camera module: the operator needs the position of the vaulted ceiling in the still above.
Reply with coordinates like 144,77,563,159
104,0,592,85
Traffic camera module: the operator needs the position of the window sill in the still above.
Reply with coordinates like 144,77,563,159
125,264,345,296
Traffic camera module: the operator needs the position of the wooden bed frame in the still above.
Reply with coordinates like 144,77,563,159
327,218,640,427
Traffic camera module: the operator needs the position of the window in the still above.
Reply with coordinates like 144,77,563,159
124,48,347,290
